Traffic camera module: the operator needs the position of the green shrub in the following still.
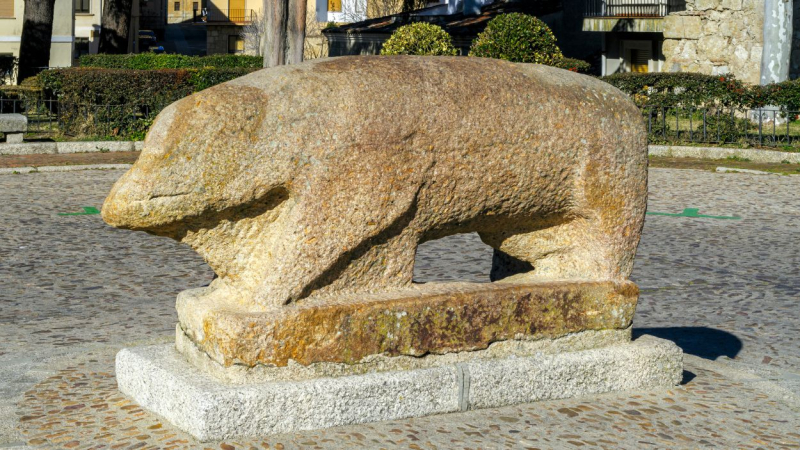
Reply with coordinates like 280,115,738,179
37,66,258,139
380,23,458,56
79,53,263,70
469,13,562,65
761,79,800,111
39,68,196,106
552,57,591,74
188,67,259,91
600,72,759,108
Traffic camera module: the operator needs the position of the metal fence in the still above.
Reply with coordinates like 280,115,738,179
584,0,686,17
0,98,165,140
643,106,800,148
205,9,255,24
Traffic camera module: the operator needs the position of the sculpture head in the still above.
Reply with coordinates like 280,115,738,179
102,84,293,237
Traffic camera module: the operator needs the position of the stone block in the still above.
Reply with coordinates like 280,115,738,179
0,143,57,155
664,16,702,39
115,337,683,441
5,133,23,144
662,16,684,38
57,141,136,154
722,0,743,10
683,16,703,39
0,114,27,133
177,281,639,368
695,0,719,10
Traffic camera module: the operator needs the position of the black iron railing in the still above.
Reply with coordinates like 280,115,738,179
205,9,255,24
643,106,800,148
0,98,166,140
584,0,685,17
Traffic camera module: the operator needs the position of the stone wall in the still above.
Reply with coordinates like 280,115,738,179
207,24,244,55
662,0,764,84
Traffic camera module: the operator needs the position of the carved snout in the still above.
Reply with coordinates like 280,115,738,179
102,169,197,232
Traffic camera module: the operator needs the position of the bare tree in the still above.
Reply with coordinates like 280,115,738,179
99,0,134,54
17,0,56,83
304,14,329,60
241,12,265,56
263,0,307,67
401,0,426,13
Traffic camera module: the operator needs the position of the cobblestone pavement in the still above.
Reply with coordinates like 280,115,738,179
1,168,799,448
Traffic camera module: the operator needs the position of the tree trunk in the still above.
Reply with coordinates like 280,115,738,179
99,0,134,54
17,0,56,84
761,0,792,85
262,0,306,67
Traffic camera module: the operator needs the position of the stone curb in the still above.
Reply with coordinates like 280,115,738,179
715,167,780,175
650,145,800,164
116,337,683,441
0,164,133,175
0,141,143,156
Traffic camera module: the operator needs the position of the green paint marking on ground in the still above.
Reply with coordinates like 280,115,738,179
58,206,100,216
646,208,740,220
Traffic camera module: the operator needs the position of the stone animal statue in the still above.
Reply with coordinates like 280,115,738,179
102,56,648,310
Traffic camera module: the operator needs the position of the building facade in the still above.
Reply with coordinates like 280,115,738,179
168,0,205,23
0,0,159,81
0,0,75,71
583,0,798,84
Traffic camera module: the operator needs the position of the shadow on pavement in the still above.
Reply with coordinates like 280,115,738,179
634,326,743,360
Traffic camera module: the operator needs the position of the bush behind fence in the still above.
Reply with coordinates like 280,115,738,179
644,106,800,148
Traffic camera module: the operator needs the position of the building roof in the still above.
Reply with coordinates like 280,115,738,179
322,0,563,37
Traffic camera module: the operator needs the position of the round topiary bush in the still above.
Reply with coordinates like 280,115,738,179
380,22,458,56
469,13,563,65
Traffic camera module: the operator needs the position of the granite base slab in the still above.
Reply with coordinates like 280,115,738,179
115,337,683,441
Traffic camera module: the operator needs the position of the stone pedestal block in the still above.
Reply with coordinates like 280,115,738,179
116,337,683,441
177,281,639,368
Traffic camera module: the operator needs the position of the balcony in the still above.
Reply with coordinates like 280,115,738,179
584,0,685,18
205,9,256,25
582,0,684,32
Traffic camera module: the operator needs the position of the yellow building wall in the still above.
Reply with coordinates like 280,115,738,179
0,0,74,68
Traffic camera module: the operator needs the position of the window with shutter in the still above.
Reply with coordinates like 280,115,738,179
630,48,649,73
0,0,14,18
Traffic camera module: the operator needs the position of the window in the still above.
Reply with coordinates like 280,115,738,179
0,0,13,18
75,38,90,57
228,35,244,54
75,0,90,13
327,0,341,12
629,49,650,73
174,1,180,11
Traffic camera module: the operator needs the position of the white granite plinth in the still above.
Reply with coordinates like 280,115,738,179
116,337,683,441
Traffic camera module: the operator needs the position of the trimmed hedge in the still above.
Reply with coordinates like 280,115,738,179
39,67,257,105
553,57,591,74
37,67,258,139
469,13,562,65
600,72,753,108
603,72,800,112
79,53,263,70
380,23,458,56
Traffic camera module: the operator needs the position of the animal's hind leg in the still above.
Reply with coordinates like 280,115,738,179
479,216,630,283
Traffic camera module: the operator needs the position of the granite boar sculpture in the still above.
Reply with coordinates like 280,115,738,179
102,56,648,310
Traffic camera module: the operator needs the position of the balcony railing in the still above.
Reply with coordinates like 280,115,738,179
205,9,255,24
584,0,685,18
